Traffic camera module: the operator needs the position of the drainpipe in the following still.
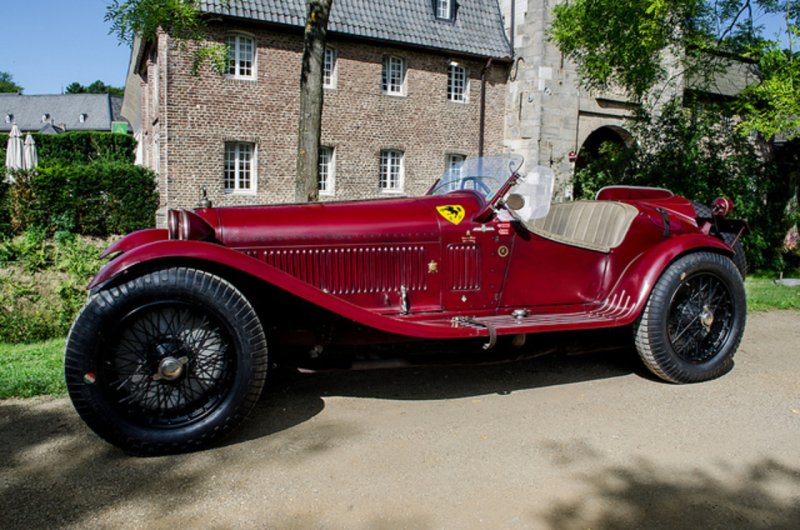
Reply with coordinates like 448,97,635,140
510,0,515,53
479,57,493,157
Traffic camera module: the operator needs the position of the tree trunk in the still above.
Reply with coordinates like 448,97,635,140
295,0,333,203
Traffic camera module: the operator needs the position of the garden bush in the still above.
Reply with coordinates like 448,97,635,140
574,100,800,273
0,131,136,165
9,161,158,236
0,231,108,343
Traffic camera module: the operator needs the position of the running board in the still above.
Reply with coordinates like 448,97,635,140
412,291,638,349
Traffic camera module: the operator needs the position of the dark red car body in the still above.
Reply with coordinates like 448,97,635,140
66,156,748,454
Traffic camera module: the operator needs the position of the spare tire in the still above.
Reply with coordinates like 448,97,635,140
692,201,747,277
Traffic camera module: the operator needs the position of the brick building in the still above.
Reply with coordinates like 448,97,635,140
122,0,511,221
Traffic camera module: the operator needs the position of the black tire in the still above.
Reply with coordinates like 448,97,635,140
65,267,268,455
634,252,746,383
692,200,748,277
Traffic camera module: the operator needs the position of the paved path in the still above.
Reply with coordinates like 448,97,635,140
2,311,799,529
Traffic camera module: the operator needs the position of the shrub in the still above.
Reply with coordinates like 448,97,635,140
0,233,108,343
7,161,158,236
574,100,798,272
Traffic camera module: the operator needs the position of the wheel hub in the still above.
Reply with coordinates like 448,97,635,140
153,356,189,381
699,305,715,332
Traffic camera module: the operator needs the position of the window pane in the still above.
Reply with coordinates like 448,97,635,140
226,35,255,78
448,63,466,102
380,150,403,190
382,56,404,94
224,142,255,193
319,146,333,193
323,48,336,87
437,0,452,19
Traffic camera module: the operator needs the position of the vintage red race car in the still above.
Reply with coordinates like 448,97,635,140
65,155,748,454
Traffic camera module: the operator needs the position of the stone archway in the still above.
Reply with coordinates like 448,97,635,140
572,125,634,198
576,125,633,169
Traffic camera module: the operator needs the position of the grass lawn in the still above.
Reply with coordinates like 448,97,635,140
0,278,797,399
745,277,800,311
0,338,66,399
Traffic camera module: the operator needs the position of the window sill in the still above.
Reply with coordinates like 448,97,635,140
381,91,407,98
224,75,257,83
224,190,257,196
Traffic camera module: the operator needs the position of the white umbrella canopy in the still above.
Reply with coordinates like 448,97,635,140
23,133,37,170
5,123,24,180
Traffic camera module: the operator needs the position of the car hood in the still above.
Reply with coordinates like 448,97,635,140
190,193,484,247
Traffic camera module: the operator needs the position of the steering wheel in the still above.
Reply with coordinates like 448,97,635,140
460,176,494,196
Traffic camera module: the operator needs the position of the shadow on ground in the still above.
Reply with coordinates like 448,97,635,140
536,457,800,529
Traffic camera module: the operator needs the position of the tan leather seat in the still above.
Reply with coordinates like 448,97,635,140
522,200,639,253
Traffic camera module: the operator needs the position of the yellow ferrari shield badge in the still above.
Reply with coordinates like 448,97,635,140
436,205,466,225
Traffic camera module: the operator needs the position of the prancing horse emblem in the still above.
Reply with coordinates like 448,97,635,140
436,205,466,225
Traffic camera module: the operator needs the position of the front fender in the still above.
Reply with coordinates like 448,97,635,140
608,234,733,325
89,240,482,340
100,229,169,258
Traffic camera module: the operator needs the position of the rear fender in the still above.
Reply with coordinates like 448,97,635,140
607,234,733,325
89,240,481,340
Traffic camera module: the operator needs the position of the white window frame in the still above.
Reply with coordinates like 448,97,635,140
445,153,466,189
224,142,257,194
319,146,336,196
382,56,406,96
323,47,338,89
225,33,256,80
435,0,454,20
447,62,468,103
379,150,405,193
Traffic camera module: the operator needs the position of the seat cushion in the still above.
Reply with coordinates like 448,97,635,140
522,200,639,253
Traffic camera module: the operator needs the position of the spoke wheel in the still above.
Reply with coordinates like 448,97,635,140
103,301,235,428
667,273,734,365
66,268,267,455
635,252,746,383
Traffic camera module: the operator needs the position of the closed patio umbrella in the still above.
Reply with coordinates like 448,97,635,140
23,133,37,170
5,123,24,181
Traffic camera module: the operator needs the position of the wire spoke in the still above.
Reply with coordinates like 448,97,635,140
101,301,234,428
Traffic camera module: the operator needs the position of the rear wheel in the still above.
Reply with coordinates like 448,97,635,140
65,268,268,455
634,252,746,383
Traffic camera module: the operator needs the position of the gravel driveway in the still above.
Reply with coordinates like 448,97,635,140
1,310,798,529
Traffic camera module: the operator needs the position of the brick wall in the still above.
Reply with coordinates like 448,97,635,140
149,23,507,216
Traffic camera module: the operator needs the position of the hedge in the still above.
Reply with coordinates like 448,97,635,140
8,161,158,236
0,131,136,165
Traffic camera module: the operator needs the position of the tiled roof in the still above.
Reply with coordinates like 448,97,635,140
199,0,511,58
0,93,116,133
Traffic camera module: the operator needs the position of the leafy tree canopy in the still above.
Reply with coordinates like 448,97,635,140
66,81,124,96
0,71,23,93
105,0,228,75
551,0,800,140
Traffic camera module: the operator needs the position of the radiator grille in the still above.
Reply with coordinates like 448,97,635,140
448,244,481,290
253,246,428,295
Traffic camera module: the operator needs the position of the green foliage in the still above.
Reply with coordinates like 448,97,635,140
106,0,230,75
0,131,136,166
551,0,698,99
0,71,22,93
736,46,800,141
550,0,800,140
574,100,798,272
65,80,125,96
8,161,158,236
34,131,136,164
0,339,67,398
0,233,107,344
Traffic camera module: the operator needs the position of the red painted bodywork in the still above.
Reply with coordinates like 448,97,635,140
90,183,736,345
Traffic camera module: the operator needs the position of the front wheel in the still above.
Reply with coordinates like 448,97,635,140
65,268,268,455
634,252,746,383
